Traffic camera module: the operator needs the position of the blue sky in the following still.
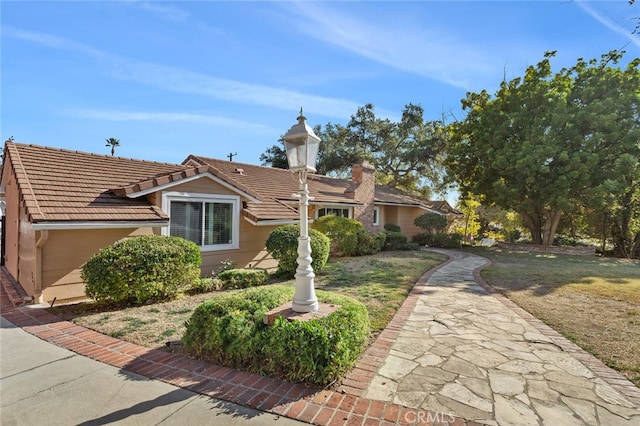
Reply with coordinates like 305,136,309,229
2,1,639,169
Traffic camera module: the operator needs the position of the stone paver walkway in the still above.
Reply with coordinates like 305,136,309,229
363,250,640,425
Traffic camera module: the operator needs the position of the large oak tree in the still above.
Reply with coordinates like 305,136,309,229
261,104,447,197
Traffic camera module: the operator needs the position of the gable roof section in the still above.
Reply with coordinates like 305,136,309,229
186,155,461,220
1,142,185,225
185,155,361,222
375,185,459,214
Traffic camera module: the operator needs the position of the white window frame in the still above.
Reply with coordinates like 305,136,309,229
162,191,240,252
316,206,352,219
373,207,380,226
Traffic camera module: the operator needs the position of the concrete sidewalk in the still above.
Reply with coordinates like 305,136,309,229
0,315,305,426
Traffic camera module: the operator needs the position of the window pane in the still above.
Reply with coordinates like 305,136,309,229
204,202,233,245
170,201,202,245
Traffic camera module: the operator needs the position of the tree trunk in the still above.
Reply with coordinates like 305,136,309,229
542,209,562,247
520,211,542,245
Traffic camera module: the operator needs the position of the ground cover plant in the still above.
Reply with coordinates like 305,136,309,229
469,246,640,387
182,285,369,386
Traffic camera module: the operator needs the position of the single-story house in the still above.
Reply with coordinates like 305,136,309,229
0,141,459,304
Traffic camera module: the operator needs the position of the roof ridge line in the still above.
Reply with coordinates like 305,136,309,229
19,142,181,167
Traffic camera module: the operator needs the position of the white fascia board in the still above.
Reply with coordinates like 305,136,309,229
32,221,169,231
375,202,443,215
124,172,261,203
243,217,298,226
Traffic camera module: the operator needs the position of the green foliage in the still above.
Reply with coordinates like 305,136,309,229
355,231,387,255
384,231,408,250
414,213,448,234
186,277,223,294
261,103,447,195
447,51,640,252
412,233,463,249
216,268,268,289
265,225,330,276
82,235,201,305
313,215,363,256
182,285,370,386
384,223,401,232
452,198,482,244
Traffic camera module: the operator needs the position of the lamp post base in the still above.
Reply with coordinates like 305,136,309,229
291,299,319,313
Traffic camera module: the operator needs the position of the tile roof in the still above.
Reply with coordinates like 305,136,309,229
184,155,362,222
1,142,458,226
1,142,185,224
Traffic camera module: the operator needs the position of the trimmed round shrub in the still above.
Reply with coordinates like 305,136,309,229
82,235,201,305
384,223,401,232
414,213,448,234
313,215,363,256
266,225,330,277
384,231,408,250
355,231,387,256
182,285,370,386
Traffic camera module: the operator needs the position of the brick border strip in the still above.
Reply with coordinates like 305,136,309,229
471,257,640,406
0,271,478,426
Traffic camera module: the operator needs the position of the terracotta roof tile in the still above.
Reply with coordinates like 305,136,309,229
1,142,458,226
2,142,185,223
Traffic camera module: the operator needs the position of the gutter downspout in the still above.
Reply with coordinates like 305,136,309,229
34,229,48,304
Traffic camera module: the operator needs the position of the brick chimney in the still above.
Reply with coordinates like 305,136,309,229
346,161,376,231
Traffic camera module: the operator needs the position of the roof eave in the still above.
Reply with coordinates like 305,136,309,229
32,220,169,231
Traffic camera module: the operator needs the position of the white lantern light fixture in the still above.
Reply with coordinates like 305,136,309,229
283,109,320,173
283,108,320,313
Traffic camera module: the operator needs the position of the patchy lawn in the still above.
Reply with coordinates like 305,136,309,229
48,250,447,349
467,246,640,387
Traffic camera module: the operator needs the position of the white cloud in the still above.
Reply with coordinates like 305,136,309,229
576,1,640,49
65,108,272,130
2,26,107,59
135,1,191,23
3,27,359,120
282,2,496,89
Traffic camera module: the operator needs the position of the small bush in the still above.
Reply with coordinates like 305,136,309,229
182,285,370,386
355,231,387,255
82,235,201,305
187,277,223,294
313,215,363,256
414,213,448,234
412,232,463,249
216,268,268,289
384,231,408,250
384,223,401,233
266,225,330,277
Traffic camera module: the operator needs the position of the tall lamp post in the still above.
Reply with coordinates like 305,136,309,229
283,109,320,313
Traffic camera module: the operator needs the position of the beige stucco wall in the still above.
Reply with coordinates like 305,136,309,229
200,220,279,275
40,228,153,304
3,164,37,297
167,178,238,196
395,206,425,240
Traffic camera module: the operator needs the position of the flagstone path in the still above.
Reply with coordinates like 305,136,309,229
363,249,640,425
